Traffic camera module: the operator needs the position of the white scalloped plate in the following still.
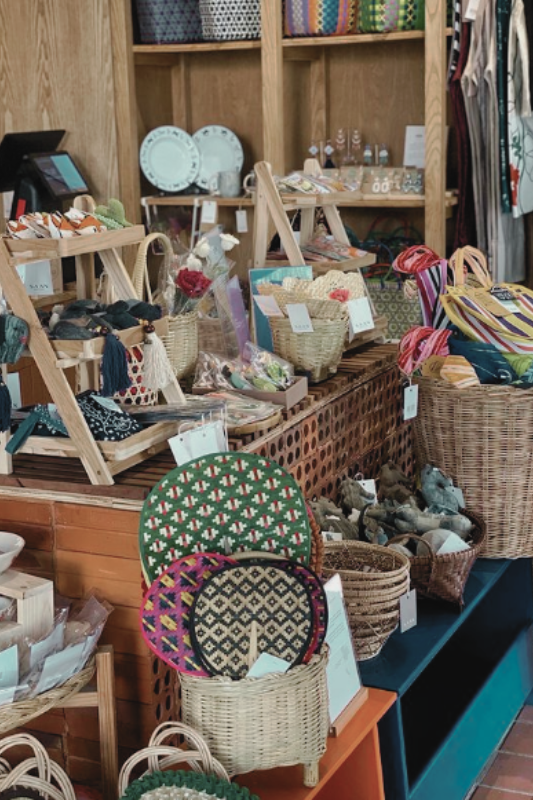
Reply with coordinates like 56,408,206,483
140,126,200,192
193,125,244,190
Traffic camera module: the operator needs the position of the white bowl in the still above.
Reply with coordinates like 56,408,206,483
0,532,25,574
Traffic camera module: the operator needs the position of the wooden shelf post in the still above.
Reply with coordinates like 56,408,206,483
424,0,447,255
261,0,285,174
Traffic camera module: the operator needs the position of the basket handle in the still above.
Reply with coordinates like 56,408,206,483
385,533,436,562
132,232,174,302
0,734,76,800
118,744,229,795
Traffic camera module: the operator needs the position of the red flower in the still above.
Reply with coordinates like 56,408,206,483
329,288,350,302
175,268,212,298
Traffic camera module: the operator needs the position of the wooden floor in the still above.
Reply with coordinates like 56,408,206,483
470,705,533,798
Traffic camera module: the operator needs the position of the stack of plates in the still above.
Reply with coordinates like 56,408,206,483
140,124,244,193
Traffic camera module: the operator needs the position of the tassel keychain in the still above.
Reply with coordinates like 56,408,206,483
142,323,176,391
0,371,11,433
101,328,131,397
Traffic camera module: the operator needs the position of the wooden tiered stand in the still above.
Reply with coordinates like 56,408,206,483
0,221,184,486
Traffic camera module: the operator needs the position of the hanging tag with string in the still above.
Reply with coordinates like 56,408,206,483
403,377,419,421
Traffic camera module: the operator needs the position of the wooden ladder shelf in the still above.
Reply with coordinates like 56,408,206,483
0,209,184,486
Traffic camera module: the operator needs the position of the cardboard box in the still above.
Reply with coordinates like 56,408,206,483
193,376,308,410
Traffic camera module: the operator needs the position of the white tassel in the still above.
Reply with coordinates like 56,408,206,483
143,326,175,391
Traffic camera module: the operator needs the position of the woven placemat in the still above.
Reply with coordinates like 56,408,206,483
190,560,315,679
140,553,236,676
139,453,312,583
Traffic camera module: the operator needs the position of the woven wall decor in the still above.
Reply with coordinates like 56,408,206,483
140,553,236,676
280,560,328,662
139,453,312,583
189,561,315,679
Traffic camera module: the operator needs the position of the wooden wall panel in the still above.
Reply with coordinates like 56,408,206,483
0,0,120,205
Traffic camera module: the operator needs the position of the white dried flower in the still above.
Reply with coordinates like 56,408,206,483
193,237,211,258
220,233,240,251
185,254,203,270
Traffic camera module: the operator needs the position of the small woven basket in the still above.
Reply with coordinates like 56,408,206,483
258,284,347,320
0,660,94,735
322,541,410,660
0,733,77,800
199,0,261,40
163,311,199,379
386,509,486,606
413,377,533,558
179,649,329,786
269,317,348,383
134,0,203,44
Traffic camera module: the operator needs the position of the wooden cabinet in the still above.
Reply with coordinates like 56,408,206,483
112,0,451,257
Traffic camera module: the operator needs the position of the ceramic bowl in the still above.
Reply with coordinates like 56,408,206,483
0,532,25,574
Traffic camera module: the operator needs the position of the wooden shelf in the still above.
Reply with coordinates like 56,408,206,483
4,225,146,261
144,195,255,207
133,28,453,56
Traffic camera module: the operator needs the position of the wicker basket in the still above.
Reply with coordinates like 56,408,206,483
386,508,486,606
180,649,329,786
413,377,533,558
270,317,348,382
0,733,77,800
322,541,410,660
258,284,347,320
134,0,203,44
199,0,260,40
162,311,199,379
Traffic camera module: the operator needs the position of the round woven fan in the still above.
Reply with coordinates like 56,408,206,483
189,560,315,679
140,553,236,676
139,453,312,584
280,560,328,662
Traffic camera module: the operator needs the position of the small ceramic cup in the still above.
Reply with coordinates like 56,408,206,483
209,170,241,198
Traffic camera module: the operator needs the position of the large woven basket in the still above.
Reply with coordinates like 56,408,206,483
162,311,199,379
179,649,329,786
322,541,410,660
270,317,348,382
413,378,533,558
386,508,486,606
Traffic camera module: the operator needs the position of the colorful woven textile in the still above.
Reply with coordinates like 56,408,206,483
398,325,452,375
139,453,312,583
134,0,203,43
358,0,417,32
140,553,236,676
284,0,356,36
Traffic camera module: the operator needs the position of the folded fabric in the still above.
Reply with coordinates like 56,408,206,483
439,355,480,388
398,325,452,375
448,336,518,384
502,353,533,377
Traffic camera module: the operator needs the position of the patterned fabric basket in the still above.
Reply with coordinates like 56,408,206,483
115,345,158,406
199,0,261,40
358,0,418,32
284,0,357,36
134,0,203,44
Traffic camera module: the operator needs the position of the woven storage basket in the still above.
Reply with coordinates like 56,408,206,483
284,0,356,36
386,509,486,606
163,311,199,379
114,344,158,407
180,649,329,786
199,0,260,40
270,317,348,382
258,284,347,320
0,733,77,800
322,541,410,660
413,377,533,558
134,0,203,44
283,271,367,301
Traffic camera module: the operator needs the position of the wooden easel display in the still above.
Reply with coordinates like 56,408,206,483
0,210,184,486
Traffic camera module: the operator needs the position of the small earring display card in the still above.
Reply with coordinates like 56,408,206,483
16,260,54,296
347,297,374,340
286,303,314,333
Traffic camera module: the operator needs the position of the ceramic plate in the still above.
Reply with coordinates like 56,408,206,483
193,125,244,190
138,453,312,584
190,560,314,679
140,126,200,192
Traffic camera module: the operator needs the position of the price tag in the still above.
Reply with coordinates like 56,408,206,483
235,209,248,233
357,479,377,502
403,384,419,420
200,200,218,226
400,590,417,633
5,374,21,410
16,261,54,296
253,295,284,317
347,297,374,340
322,531,343,542
286,303,314,333
169,420,227,466
452,486,465,506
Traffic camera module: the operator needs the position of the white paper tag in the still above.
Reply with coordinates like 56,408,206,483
403,125,426,168
358,479,377,501
36,642,86,694
5,373,21,410
93,395,122,412
286,303,314,333
452,486,465,506
403,384,419,420
322,530,343,542
29,619,65,670
16,261,54,296
347,297,374,340
235,209,248,233
2,192,13,220
0,645,18,689
247,652,290,678
169,420,227,466
254,295,284,318
200,200,218,226
400,590,417,633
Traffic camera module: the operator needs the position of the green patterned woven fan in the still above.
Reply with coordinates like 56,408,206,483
121,771,259,800
139,453,312,584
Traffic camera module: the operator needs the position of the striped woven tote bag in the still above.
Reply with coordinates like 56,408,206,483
441,247,533,354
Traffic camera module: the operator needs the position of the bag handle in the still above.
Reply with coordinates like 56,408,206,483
449,246,492,288
385,533,435,561
132,232,175,302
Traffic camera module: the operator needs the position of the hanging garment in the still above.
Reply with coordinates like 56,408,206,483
450,23,478,248
507,0,533,217
497,0,515,212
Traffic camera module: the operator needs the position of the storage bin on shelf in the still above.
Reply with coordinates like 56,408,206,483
134,0,203,43
179,648,329,787
284,0,357,36
322,541,410,660
413,378,533,558
269,317,348,383
199,0,261,40
162,310,199,379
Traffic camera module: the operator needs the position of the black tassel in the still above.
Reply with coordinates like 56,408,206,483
101,331,131,397
0,373,11,433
